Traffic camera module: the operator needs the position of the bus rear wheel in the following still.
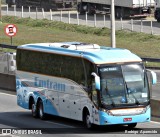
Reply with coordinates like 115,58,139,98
31,102,38,118
38,100,46,120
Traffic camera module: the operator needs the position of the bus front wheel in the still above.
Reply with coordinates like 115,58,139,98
84,111,93,129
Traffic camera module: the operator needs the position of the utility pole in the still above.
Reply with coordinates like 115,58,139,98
0,0,2,22
111,0,116,48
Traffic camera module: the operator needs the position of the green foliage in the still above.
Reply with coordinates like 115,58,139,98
1,16,160,60
2,16,110,36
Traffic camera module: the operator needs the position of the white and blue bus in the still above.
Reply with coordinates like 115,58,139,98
16,42,157,128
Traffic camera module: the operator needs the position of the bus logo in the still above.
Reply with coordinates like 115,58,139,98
34,77,65,92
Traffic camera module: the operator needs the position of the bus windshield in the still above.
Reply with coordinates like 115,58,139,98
99,63,149,108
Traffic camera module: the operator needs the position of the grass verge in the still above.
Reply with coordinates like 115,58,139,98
0,16,160,61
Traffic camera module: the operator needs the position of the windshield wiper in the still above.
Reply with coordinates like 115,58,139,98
105,87,116,107
125,82,140,105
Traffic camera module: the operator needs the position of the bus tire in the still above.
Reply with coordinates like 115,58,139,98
128,123,137,128
31,102,38,118
38,100,46,120
83,110,93,129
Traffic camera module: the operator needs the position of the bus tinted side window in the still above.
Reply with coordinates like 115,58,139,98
17,49,94,88
17,49,62,76
61,56,85,85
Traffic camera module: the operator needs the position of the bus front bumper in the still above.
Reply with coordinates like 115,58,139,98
99,107,151,125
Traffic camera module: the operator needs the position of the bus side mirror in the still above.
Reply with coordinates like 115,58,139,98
91,72,100,91
146,69,157,85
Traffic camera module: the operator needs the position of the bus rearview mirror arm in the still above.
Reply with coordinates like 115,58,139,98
91,72,100,91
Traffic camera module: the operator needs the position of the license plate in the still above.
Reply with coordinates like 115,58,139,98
123,118,132,122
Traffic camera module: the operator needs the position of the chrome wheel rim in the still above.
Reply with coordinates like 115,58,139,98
86,115,91,128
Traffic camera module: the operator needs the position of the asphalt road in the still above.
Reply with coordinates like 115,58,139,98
1,6,160,35
0,89,160,137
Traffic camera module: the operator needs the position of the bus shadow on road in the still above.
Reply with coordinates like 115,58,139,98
0,111,142,134
29,114,136,134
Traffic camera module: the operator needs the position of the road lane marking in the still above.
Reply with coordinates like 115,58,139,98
45,120,75,128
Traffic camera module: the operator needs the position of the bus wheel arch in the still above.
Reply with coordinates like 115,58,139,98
82,107,93,129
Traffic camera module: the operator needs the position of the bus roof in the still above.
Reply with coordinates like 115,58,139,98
18,42,142,64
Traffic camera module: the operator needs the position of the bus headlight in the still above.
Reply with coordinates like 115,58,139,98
107,110,114,116
142,105,150,114
101,109,114,116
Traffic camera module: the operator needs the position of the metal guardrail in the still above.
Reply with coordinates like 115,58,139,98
142,57,160,69
142,57,160,62
0,44,17,49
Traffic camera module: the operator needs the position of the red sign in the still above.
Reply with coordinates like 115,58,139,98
5,24,18,37
123,118,132,122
